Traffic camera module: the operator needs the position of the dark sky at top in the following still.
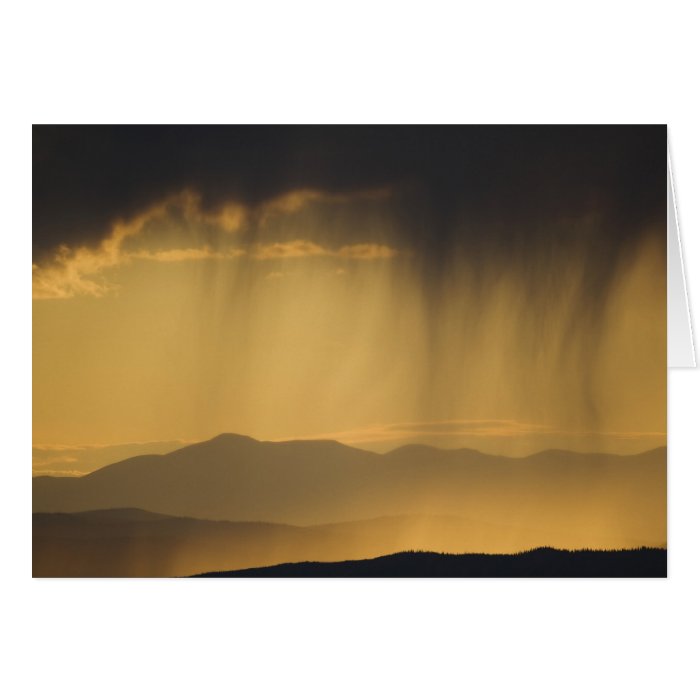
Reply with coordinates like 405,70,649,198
32,124,666,264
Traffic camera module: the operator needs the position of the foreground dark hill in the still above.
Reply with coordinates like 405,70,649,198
196,548,667,578
33,434,667,549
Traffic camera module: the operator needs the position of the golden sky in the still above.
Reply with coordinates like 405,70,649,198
32,183,666,473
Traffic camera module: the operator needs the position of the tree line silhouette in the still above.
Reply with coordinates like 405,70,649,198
195,546,667,578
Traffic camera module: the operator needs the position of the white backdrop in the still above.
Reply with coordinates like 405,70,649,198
2,2,699,698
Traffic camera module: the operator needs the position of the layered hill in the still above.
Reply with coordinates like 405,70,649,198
33,434,667,552
33,508,664,577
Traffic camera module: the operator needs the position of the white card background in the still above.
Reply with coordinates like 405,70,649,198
668,146,696,367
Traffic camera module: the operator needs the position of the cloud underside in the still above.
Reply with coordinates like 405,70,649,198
32,188,399,299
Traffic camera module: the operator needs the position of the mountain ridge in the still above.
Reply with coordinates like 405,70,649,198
32,432,667,547
33,432,667,482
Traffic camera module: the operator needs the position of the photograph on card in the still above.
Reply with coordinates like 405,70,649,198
32,125,667,577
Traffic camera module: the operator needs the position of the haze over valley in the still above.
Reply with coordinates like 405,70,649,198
33,434,666,576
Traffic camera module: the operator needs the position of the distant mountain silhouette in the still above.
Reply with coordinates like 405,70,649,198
33,434,666,553
195,548,667,578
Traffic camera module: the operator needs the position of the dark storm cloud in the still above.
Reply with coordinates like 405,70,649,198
33,125,666,263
